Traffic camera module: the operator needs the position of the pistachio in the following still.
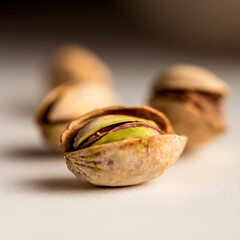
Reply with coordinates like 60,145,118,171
149,64,230,147
35,82,117,150
61,106,187,187
49,44,112,86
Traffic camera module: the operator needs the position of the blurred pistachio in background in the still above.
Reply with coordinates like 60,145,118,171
149,64,230,148
35,43,118,151
49,44,113,87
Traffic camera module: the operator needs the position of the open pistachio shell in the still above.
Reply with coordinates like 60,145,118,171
150,64,229,147
153,64,230,96
35,82,118,150
49,44,112,87
61,106,187,187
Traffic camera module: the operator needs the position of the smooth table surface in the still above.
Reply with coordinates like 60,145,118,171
1,44,240,240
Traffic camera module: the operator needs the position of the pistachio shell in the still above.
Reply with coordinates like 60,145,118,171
49,44,112,86
150,64,229,148
35,83,118,150
61,106,187,186
150,96,226,147
154,64,230,96
65,135,186,186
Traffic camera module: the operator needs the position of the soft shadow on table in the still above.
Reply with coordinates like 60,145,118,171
22,177,97,192
20,177,139,193
2,146,62,162
20,176,143,193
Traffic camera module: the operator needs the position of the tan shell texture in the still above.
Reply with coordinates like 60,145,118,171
61,106,187,186
150,64,229,147
49,44,112,86
150,97,225,147
154,64,230,96
35,83,118,150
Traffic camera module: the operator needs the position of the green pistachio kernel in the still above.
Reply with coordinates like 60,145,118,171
92,127,159,146
74,115,158,148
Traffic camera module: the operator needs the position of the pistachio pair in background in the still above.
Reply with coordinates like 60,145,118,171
149,65,229,148
35,45,118,150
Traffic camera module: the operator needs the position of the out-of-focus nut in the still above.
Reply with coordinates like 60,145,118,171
149,64,230,147
35,82,118,150
49,44,112,86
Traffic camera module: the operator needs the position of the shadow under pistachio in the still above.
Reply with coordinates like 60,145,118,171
22,177,96,192
20,176,142,193
2,146,63,162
